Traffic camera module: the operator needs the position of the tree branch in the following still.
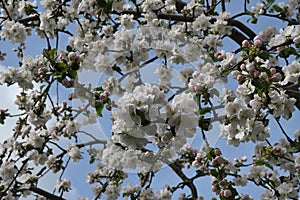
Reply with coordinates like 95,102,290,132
168,162,198,198
228,19,257,40
30,186,66,200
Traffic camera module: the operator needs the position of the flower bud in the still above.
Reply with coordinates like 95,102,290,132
214,148,221,156
237,74,244,84
242,40,250,47
223,189,232,198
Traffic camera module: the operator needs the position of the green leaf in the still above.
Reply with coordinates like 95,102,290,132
97,0,113,10
66,45,73,52
57,62,67,71
200,107,211,115
89,156,95,164
71,62,80,70
40,84,45,91
53,73,64,81
96,102,104,117
254,159,264,166
68,70,78,79
265,162,274,170
94,87,103,92
210,88,219,98
241,46,250,52
0,111,8,125
0,117,4,124
251,16,257,24
258,51,270,60
210,169,218,177
272,5,282,12
112,64,123,75
43,48,58,66
290,143,300,153
47,48,57,59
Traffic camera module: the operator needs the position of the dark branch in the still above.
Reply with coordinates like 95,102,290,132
169,163,198,198
30,186,66,200
229,19,257,40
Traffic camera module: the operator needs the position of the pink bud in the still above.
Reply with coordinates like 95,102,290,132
62,101,67,107
69,79,75,86
152,86,159,94
165,104,172,112
192,160,201,168
212,185,220,194
246,63,255,72
214,148,221,156
62,78,71,88
38,67,47,76
242,40,250,47
196,152,202,159
59,52,66,60
223,189,232,198
270,73,282,82
270,68,276,74
99,93,106,100
219,179,228,186
103,90,110,97
195,85,203,93
237,74,244,84
241,156,247,162
254,39,262,47
273,146,281,152
254,35,262,42
240,64,246,70
259,72,268,80
188,83,195,92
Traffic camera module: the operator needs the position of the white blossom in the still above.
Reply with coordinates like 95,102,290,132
67,143,82,162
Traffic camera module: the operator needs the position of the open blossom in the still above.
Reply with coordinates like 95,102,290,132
101,140,139,170
251,2,266,15
0,21,27,44
67,143,82,162
259,26,277,42
112,84,167,135
224,99,243,118
192,14,211,32
269,25,300,47
155,64,173,88
56,178,71,192
233,174,248,186
0,162,17,182
268,90,296,119
156,185,172,200
102,77,121,95
282,61,300,85
178,67,194,84
277,182,296,198
248,165,267,184
120,14,135,29
105,184,121,200
249,94,262,111
188,71,215,93
141,0,164,12
39,12,57,38
167,93,199,138
219,52,236,69
27,131,45,148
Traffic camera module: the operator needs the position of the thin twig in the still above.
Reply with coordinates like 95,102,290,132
274,117,294,144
